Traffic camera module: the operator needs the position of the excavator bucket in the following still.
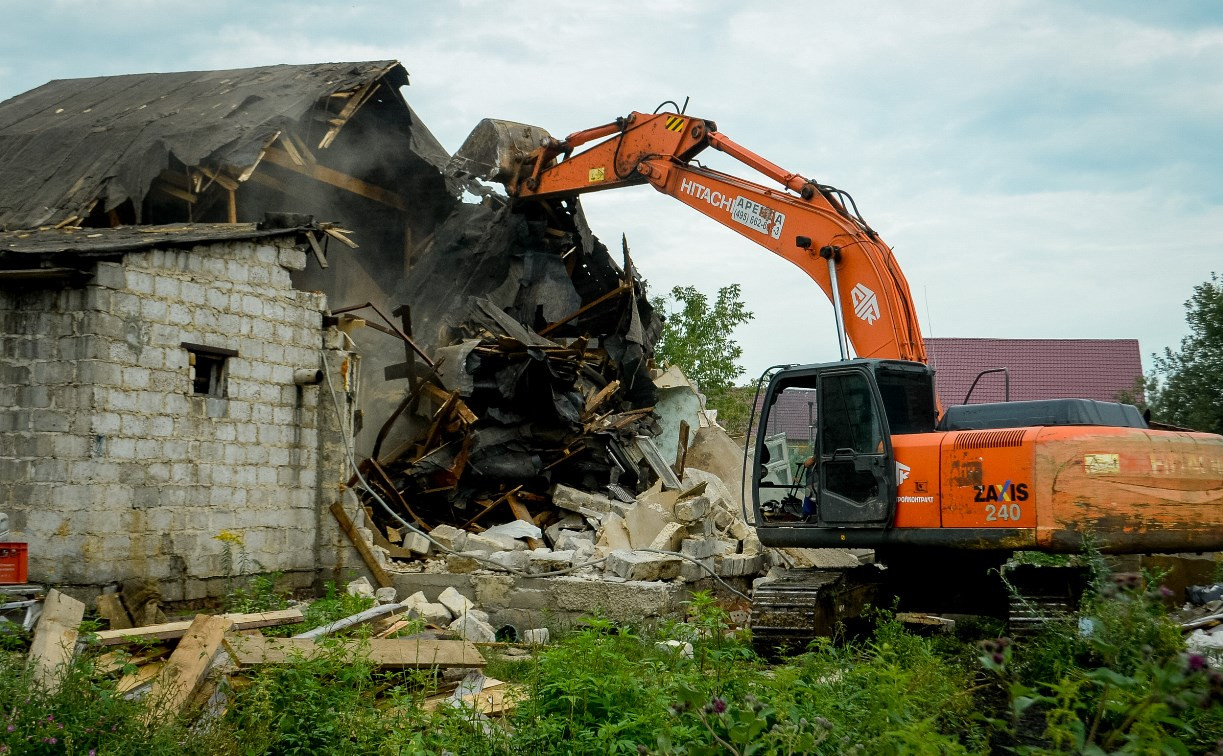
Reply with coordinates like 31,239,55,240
448,118,553,187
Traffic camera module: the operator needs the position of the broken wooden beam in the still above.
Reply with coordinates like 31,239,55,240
28,589,86,693
93,608,303,646
330,500,394,588
142,614,234,723
224,636,485,669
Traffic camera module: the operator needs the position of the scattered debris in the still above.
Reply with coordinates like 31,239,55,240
224,636,485,669
27,589,85,693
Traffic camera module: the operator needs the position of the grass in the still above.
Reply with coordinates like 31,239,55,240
1,571,1221,755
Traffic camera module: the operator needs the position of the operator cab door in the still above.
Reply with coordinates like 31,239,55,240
816,369,894,526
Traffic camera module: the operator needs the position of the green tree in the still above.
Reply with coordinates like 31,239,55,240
652,284,754,433
1147,272,1223,433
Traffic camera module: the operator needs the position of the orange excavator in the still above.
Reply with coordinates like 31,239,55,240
452,108,1223,637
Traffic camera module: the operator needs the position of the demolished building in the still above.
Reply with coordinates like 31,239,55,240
0,61,778,617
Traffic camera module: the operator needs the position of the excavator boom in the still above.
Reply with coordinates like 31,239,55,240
452,111,927,364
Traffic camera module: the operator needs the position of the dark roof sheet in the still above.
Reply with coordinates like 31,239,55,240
0,61,436,230
925,337,1143,405
0,222,316,265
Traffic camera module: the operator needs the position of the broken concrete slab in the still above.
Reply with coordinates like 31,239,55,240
551,484,616,515
438,586,475,618
449,613,496,643
680,538,733,560
606,549,682,582
526,549,575,575
402,529,431,556
484,520,543,542
625,500,675,550
347,577,376,600
487,550,529,572
679,556,715,582
420,603,453,627
716,553,765,578
375,587,398,604
428,524,469,552
595,513,632,553
466,532,523,552
648,522,685,552
545,513,587,545
673,494,711,523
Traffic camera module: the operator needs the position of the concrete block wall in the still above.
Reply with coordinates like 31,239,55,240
0,239,354,600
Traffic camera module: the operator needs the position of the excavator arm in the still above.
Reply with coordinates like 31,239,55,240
454,110,926,363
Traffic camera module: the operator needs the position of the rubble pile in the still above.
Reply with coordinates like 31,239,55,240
341,191,777,585
1180,583,1223,654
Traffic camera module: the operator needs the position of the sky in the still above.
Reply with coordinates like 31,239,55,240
2,0,1220,382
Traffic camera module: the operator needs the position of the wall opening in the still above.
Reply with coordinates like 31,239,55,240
182,342,238,398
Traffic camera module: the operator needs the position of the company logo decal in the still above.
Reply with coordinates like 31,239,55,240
974,481,1029,502
851,284,880,324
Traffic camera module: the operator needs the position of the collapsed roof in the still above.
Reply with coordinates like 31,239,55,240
0,61,449,230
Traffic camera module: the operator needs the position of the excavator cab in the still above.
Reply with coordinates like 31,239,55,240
751,359,937,545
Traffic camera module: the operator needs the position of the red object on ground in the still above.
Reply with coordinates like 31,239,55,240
0,543,29,584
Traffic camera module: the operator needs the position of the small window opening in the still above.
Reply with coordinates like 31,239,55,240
182,342,237,398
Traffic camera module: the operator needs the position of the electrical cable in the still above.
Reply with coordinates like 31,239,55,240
319,350,756,596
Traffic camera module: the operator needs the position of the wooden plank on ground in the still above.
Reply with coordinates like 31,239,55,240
28,589,86,693
224,636,485,669
330,500,394,588
94,608,303,646
117,660,165,694
422,679,525,716
142,614,233,723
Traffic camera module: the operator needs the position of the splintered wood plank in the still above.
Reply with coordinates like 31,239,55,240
422,679,525,716
116,660,165,694
97,645,170,675
330,500,394,588
142,614,233,723
28,589,86,693
224,636,485,669
94,608,303,646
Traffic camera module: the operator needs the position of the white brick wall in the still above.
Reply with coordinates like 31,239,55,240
0,238,352,599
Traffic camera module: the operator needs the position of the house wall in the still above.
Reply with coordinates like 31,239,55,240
0,239,355,600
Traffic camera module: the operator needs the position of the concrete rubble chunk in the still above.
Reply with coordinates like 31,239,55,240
680,538,724,560
606,549,682,582
673,494,711,524
402,591,430,614
557,530,595,552
527,548,575,574
465,608,491,623
648,522,685,552
741,532,764,557
716,553,765,578
428,524,469,552
487,550,529,572
680,556,715,582
402,529,431,556
437,586,475,617
522,628,550,645
446,551,486,573
656,639,694,659
595,512,633,553
467,532,522,552
484,520,543,541
545,513,587,545
346,577,376,600
374,586,398,604
551,483,616,515
448,613,496,643
421,602,453,626
625,499,675,550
